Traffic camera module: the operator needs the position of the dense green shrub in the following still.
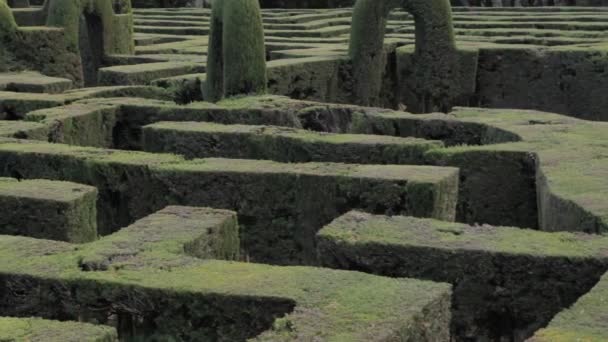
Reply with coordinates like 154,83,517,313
205,0,267,101
0,0,18,72
131,0,194,7
0,0,17,38
259,0,355,7
349,0,471,113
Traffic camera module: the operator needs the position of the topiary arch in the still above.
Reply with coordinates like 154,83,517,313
205,0,267,102
1,0,133,85
0,0,20,72
0,0,17,40
349,0,468,112
46,0,134,85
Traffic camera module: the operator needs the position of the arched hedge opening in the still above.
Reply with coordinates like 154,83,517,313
349,0,476,112
44,0,134,86
78,12,104,86
0,0,19,72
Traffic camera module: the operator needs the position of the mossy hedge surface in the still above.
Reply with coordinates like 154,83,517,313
0,138,458,264
78,205,240,270
205,0,267,101
259,0,355,7
0,206,452,341
446,107,608,233
2,93,605,234
0,316,118,342
99,7,608,121
17,6,593,120
24,102,119,147
0,0,19,73
141,121,443,164
1,0,134,86
0,71,73,94
127,96,608,231
0,178,98,243
1,4,608,340
46,0,134,55
0,0,17,39
346,0,476,112
318,211,608,341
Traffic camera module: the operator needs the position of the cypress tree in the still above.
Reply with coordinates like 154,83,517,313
205,0,267,102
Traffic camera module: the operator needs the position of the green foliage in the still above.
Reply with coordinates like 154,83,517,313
46,0,135,54
348,0,393,107
131,0,193,7
0,0,17,72
205,0,267,102
0,0,17,39
349,0,468,112
205,0,224,102
0,316,118,341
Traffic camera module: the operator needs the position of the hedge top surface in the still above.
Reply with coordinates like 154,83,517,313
0,90,67,104
320,211,608,258
79,206,239,270
5,92,607,231
0,213,452,341
0,140,184,166
0,316,118,342
0,178,97,202
441,107,608,227
0,121,45,137
25,102,119,123
145,121,444,147
0,137,456,183
0,71,72,87
159,157,458,183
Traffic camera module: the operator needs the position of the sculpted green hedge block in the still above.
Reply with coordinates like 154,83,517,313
0,316,118,342
142,121,443,164
528,271,608,342
0,0,17,73
1,0,134,85
153,158,458,263
79,206,240,270
426,148,538,229
205,0,267,101
0,71,73,94
0,0,17,39
348,0,399,107
0,178,98,243
348,0,470,111
98,62,204,86
0,0,133,86
0,120,47,140
474,46,608,122
25,102,119,147
7,94,608,233
79,96,305,148
0,208,452,341
46,0,134,55
0,87,168,122
445,107,608,233
288,97,607,232
0,91,65,120
318,211,608,341
0,141,184,235
0,139,458,264
8,26,82,83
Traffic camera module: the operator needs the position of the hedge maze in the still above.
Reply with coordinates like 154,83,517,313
1,0,608,341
